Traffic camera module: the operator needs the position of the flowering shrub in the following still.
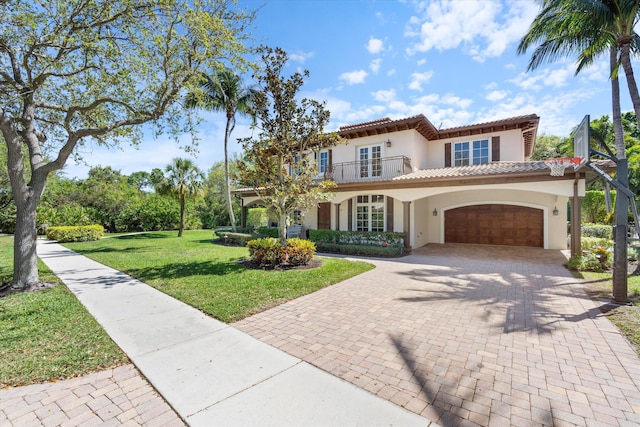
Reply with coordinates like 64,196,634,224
247,237,316,268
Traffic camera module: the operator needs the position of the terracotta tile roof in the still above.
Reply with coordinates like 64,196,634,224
394,159,614,181
337,113,540,157
395,161,560,181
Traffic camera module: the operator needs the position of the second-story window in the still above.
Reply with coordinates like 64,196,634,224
454,140,489,166
318,150,329,174
359,145,382,178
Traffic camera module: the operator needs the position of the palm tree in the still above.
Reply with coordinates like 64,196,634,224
165,158,205,237
518,0,640,303
518,0,640,158
186,69,256,232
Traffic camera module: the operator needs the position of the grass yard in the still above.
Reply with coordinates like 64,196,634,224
64,230,374,323
581,271,640,355
0,236,128,387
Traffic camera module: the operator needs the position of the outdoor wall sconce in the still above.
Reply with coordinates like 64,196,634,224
432,208,438,216
386,139,392,147
553,206,559,216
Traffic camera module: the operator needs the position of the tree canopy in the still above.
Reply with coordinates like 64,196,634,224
0,0,254,288
237,46,341,244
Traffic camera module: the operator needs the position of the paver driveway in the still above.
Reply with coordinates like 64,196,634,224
235,244,640,426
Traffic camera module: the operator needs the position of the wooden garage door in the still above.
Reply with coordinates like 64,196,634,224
444,204,543,247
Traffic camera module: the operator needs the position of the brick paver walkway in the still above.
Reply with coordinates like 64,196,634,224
0,364,184,427
235,244,640,426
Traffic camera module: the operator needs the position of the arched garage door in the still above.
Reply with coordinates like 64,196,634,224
444,204,543,247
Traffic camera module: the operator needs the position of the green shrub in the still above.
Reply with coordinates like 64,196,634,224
215,231,255,246
247,208,269,228
257,227,279,238
581,236,613,251
46,225,104,242
247,237,316,268
309,229,404,257
582,224,613,239
315,242,403,257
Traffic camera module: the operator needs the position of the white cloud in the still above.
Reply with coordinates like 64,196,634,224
371,89,396,102
387,69,396,76
366,38,384,54
486,90,508,101
405,1,539,62
339,69,368,85
509,64,574,91
417,58,426,66
289,51,314,63
370,58,382,74
408,71,434,91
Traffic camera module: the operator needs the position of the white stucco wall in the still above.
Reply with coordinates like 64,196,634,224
425,128,527,169
419,189,568,250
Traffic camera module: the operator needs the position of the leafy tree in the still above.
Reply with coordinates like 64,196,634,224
518,0,640,156
165,158,205,237
186,69,256,232
115,193,179,232
0,0,253,289
237,46,341,245
128,171,153,192
530,134,564,160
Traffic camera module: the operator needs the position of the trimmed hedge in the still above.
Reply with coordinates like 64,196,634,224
582,224,613,239
309,229,404,257
46,225,104,242
247,237,316,268
214,226,279,246
215,232,255,246
314,242,403,257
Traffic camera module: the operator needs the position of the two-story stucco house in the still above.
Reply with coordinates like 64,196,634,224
237,113,598,253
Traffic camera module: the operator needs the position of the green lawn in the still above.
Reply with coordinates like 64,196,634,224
581,270,640,355
63,230,374,323
0,237,128,387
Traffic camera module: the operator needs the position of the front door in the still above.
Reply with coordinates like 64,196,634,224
318,203,331,229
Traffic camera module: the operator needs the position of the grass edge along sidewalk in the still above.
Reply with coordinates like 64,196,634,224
1,231,373,386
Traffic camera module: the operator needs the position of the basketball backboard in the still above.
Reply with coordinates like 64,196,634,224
573,115,590,163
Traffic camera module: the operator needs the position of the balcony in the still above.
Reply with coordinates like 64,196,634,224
324,156,413,184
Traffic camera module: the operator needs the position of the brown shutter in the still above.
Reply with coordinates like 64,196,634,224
347,198,353,231
492,136,500,161
328,149,333,168
444,143,451,167
386,196,394,232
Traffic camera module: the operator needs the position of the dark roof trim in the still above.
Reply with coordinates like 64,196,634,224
338,114,540,157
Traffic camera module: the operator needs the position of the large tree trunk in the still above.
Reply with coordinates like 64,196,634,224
224,117,237,232
620,41,640,151
11,195,40,289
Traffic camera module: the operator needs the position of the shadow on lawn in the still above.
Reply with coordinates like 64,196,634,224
126,259,246,280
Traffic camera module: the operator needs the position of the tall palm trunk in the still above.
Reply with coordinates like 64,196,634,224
611,45,629,303
619,41,640,156
178,194,185,237
224,115,237,232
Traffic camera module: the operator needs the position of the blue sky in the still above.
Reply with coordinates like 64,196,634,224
63,0,634,179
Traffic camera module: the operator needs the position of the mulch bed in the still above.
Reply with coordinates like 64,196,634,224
238,258,322,271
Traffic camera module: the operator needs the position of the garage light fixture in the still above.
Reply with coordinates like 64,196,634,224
432,208,437,216
553,206,559,216
386,139,392,147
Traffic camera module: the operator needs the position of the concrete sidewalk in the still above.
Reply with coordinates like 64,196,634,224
35,240,432,426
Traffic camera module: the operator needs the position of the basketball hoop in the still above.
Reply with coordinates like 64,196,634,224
544,157,580,176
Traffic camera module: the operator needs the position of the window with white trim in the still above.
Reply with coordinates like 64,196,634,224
318,150,329,174
359,145,382,178
356,195,385,232
454,139,489,166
